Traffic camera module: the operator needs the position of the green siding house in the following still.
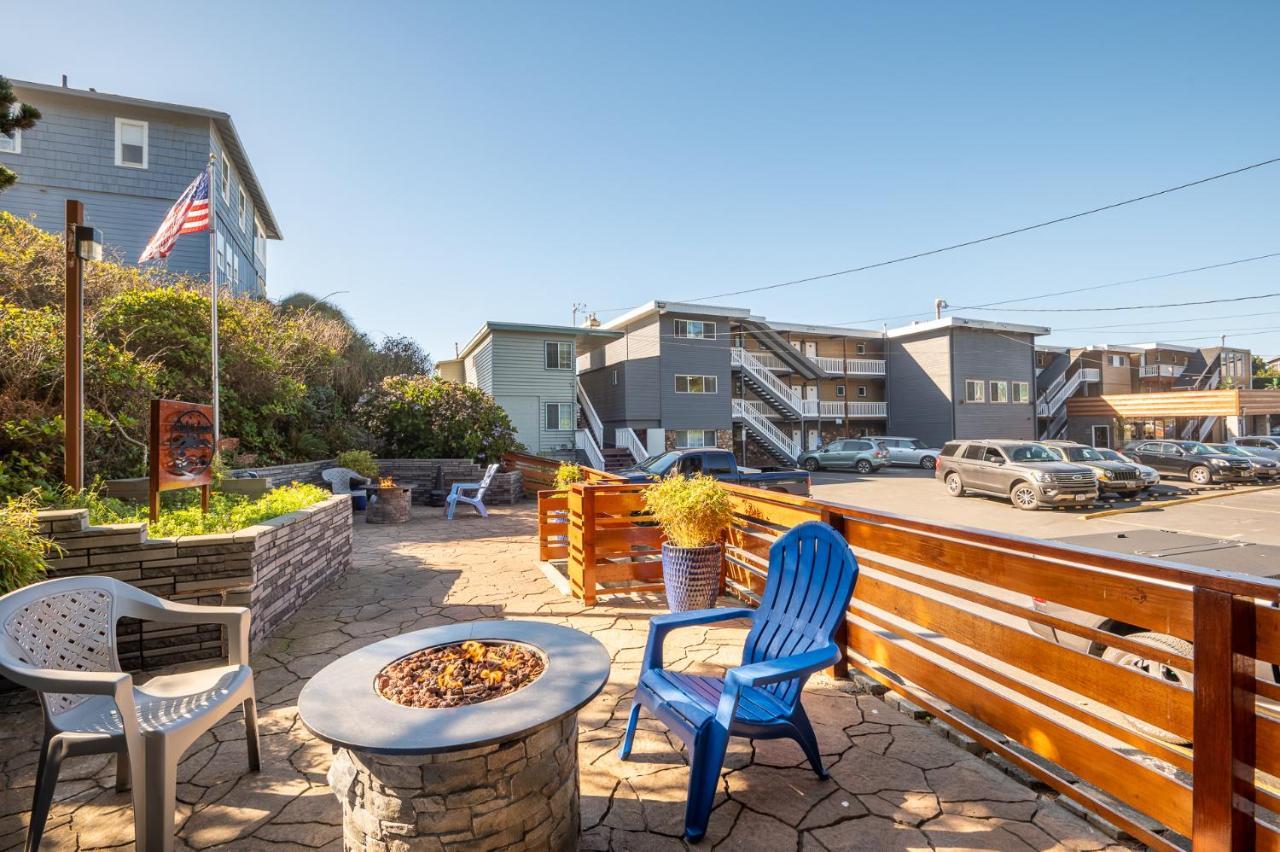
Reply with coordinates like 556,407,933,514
438,322,620,461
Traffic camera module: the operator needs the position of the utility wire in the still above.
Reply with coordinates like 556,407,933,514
975,291,1280,313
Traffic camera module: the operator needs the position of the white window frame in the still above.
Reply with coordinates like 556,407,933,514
254,214,267,261
1012,381,1030,404
964,379,985,403
835,385,845,397
545,402,574,431
989,380,1009,403
673,319,716,339
220,153,231,202
855,342,866,355
856,385,868,398
238,188,248,230
674,429,717,448
544,341,574,370
232,253,240,288
0,128,19,154
611,369,619,386
674,374,718,394
114,117,148,168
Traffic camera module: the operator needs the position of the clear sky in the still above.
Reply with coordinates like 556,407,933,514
6,2,1279,359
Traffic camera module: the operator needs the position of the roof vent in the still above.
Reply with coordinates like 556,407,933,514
61,74,68,87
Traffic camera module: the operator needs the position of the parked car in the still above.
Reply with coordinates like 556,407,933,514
1230,435,1280,459
1039,441,1147,495
935,439,1099,510
797,439,888,474
876,436,944,470
1208,443,1280,480
616,448,811,496
1120,440,1254,485
1093,448,1160,490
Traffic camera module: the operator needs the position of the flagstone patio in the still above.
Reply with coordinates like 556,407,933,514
1,504,1131,851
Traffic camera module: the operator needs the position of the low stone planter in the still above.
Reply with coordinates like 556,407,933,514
32,494,352,669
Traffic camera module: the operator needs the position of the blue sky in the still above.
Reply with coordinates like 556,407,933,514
6,2,1279,359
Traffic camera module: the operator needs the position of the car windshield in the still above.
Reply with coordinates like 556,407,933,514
1210,444,1249,457
1180,442,1217,456
1095,449,1123,461
1007,444,1058,463
636,451,679,475
1064,446,1104,462
909,439,928,449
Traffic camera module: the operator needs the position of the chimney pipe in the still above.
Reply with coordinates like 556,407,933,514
61,74,68,87
934,298,949,320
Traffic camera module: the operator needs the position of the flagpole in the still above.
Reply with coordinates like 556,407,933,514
207,152,220,451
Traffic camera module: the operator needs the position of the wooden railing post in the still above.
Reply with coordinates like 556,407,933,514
580,485,598,606
1192,587,1255,851
821,508,851,680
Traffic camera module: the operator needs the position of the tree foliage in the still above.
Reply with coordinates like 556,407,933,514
357,375,521,461
0,77,41,193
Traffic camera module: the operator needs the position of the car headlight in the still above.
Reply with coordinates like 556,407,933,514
1096,469,1111,480
1210,458,1228,466
1032,471,1052,483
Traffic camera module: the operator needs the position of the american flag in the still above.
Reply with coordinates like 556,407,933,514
139,168,211,262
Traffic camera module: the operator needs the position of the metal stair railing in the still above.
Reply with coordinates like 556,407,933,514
732,398,800,461
574,428,607,471
614,427,647,465
731,348,805,417
576,378,604,447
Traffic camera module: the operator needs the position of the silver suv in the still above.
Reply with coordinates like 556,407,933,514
936,439,1099,510
877,436,943,470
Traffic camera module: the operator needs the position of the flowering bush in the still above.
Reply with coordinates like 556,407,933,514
357,375,521,461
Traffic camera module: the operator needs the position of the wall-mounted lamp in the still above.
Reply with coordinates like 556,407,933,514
75,225,102,262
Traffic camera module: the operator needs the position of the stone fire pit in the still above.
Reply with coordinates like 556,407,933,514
367,480,411,524
298,621,610,851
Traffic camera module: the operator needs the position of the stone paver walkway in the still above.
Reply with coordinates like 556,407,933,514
2,505,1129,851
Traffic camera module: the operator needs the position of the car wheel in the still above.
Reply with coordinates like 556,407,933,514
944,472,965,497
919,455,937,470
802,458,820,472
854,459,874,474
1010,482,1040,511
1188,465,1212,486
1101,632,1192,745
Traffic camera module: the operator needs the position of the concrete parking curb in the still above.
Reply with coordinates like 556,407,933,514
1080,483,1280,520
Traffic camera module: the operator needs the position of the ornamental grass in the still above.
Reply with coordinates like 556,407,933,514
641,473,734,549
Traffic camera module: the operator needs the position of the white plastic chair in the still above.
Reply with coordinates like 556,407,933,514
445,463,499,519
0,577,259,852
321,466,372,495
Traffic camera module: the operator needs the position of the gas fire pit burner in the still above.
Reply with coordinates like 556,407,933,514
376,640,546,708
298,620,610,851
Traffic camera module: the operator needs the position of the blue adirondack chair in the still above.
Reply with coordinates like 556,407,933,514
620,521,859,841
445,463,499,520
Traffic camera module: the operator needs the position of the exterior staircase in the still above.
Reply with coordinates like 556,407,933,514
600,447,633,472
731,348,806,419
1037,366,1101,439
732,399,800,464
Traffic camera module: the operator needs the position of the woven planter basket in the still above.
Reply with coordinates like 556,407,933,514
661,542,723,612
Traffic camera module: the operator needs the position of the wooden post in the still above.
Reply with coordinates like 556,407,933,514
1192,587,1255,851
580,485,597,606
63,200,85,490
821,508,851,679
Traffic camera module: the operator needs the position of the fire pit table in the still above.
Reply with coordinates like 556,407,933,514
366,478,412,524
298,620,610,851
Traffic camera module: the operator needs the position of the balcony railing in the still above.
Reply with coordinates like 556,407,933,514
1139,364,1185,378
846,401,888,417
845,358,887,376
743,349,789,371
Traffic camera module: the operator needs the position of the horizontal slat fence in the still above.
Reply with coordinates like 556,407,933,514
536,472,1280,850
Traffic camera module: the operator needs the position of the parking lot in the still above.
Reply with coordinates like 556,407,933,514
811,466,1280,572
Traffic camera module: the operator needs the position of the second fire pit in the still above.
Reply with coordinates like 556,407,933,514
298,621,610,851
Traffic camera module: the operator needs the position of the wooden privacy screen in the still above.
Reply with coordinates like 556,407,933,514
503,451,623,498
534,472,1280,851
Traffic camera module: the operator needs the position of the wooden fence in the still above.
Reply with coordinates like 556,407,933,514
533,470,1280,850
503,451,623,497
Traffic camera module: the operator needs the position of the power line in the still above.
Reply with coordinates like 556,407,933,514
673,156,1280,304
1053,308,1280,333
976,291,1280,313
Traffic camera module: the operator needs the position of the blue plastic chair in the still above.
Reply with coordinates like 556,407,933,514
620,521,859,841
445,463,498,520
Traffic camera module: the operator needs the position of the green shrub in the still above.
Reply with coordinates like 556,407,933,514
554,462,586,489
0,493,60,594
357,375,520,461
336,449,379,479
642,474,735,548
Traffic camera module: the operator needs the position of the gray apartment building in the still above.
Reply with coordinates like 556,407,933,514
0,79,281,297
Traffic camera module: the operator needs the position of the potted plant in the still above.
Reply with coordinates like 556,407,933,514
642,474,735,612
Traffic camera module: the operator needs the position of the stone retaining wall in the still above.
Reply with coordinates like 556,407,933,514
234,458,523,505
31,494,352,671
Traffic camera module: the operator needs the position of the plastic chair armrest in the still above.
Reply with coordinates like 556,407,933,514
3,665,132,697
725,645,840,689
127,601,251,665
642,607,755,669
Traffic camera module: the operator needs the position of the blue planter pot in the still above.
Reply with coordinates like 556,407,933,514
661,543,722,612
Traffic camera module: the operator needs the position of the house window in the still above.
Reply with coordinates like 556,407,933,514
238,189,248,230
544,403,574,431
989,381,1009,403
114,118,148,168
254,215,267,261
674,319,715,339
611,369,619,386
1012,381,1030,403
1108,354,1127,368
0,128,19,154
856,386,868,398
855,342,866,355
220,154,231,202
964,380,985,403
544,341,574,370
836,385,845,397
674,429,717,448
231,253,240,289
675,375,718,394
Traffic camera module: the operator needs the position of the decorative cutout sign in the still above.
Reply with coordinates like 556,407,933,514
148,399,214,520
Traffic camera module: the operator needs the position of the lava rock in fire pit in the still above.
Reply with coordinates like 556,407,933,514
376,640,545,708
